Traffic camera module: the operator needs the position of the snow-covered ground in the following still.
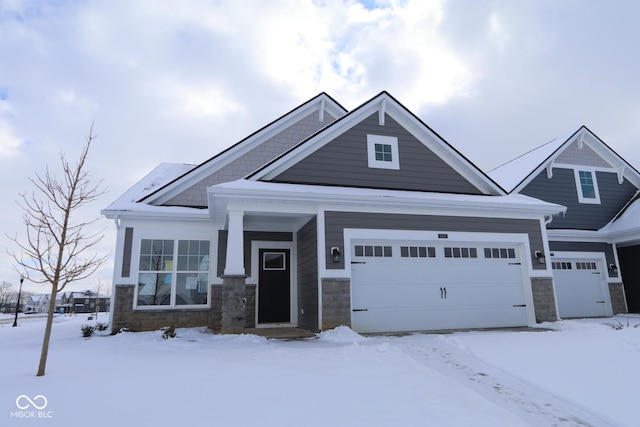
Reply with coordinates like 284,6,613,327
1,314,638,426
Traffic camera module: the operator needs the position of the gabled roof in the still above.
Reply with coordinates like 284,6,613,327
140,92,347,205
490,126,640,193
102,163,199,218
249,91,506,196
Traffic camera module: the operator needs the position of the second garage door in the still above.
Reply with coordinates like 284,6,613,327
552,258,610,318
351,240,530,333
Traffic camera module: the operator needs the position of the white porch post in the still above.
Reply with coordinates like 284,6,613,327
224,210,245,276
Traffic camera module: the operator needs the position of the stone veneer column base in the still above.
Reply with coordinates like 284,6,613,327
531,277,558,323
609,283,628,314
321,278,351,330
221,275,247,334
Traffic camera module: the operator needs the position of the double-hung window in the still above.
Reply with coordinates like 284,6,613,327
137,239,210,307
574,169,601,204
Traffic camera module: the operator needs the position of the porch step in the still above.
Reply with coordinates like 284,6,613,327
244,327,317,339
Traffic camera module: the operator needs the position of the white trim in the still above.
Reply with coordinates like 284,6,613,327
224,210,245,276
573,168,601,205
250,240,297,327
316,207,326,329
210,181,565,220
367,134,399,170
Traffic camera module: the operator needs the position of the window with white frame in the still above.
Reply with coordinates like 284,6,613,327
367,134,399,170
137,239,210,307
574,169,601,204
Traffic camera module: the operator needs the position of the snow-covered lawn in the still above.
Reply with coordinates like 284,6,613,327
1,314,638,426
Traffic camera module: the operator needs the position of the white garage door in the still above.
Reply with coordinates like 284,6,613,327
552,259,609,318
351,240,530,333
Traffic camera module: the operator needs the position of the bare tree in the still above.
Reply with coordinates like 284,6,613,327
0,281,12,313
7,125,109,376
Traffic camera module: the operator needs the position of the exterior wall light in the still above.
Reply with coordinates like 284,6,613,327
609,264,618,274
331,247,341,263
534,250,546,265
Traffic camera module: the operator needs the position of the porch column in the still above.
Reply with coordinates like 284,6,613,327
224,210,245,276
222,210,247,334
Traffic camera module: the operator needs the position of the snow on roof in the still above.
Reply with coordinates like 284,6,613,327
601,193,640,235
489,129,579,192
102,163,198,215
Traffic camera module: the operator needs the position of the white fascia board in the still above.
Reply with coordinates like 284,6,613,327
607,228,640,245
148,95,347,205
547,229,610,243
209,183,565,220
255,93,504,196
101,206,210,221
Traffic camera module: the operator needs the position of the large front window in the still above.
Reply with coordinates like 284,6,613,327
137,239,210,307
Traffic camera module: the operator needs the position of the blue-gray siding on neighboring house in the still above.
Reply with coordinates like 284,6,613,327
217,231,293,277
296,217,319,330
272,113,484,194
324,211,546,270
522,168,638,230
549,241,619,279
166,110,338,207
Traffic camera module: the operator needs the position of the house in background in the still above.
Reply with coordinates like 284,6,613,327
490,127,640,318
24,294,51,314
59,291,110,314
103,91,572,334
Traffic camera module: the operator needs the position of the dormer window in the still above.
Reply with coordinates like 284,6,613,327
367,134,399,170
574,169,600,204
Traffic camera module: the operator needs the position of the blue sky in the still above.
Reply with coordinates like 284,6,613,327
1,0,639,292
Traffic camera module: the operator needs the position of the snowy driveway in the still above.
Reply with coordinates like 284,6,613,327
1,314,638,426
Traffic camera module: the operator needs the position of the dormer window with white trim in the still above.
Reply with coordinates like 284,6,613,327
367,134,399,170
574,169,601,204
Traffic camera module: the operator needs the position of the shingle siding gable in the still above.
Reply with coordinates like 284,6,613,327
555,141,612,168
164,111,337,207
270,113,483,194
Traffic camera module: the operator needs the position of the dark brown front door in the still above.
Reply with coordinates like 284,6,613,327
258,249,291,323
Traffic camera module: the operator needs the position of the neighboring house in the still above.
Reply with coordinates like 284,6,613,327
490,126,640,318
24,294,51,314
59,291,110,314
103,91,571,334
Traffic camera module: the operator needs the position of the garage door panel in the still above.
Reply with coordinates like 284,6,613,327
351,240,529,333
553,259,608,318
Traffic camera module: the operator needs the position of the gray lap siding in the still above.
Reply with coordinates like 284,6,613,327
522,169,638,230
273,113,483,194
323,211,546,270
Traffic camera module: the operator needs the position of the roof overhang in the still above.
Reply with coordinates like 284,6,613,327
208,180,565,222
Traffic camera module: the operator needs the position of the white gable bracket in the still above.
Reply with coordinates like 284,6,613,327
378,99,386,126
546,161,554,179
577,131,585,149
617,165,625,184
319,99,325,123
